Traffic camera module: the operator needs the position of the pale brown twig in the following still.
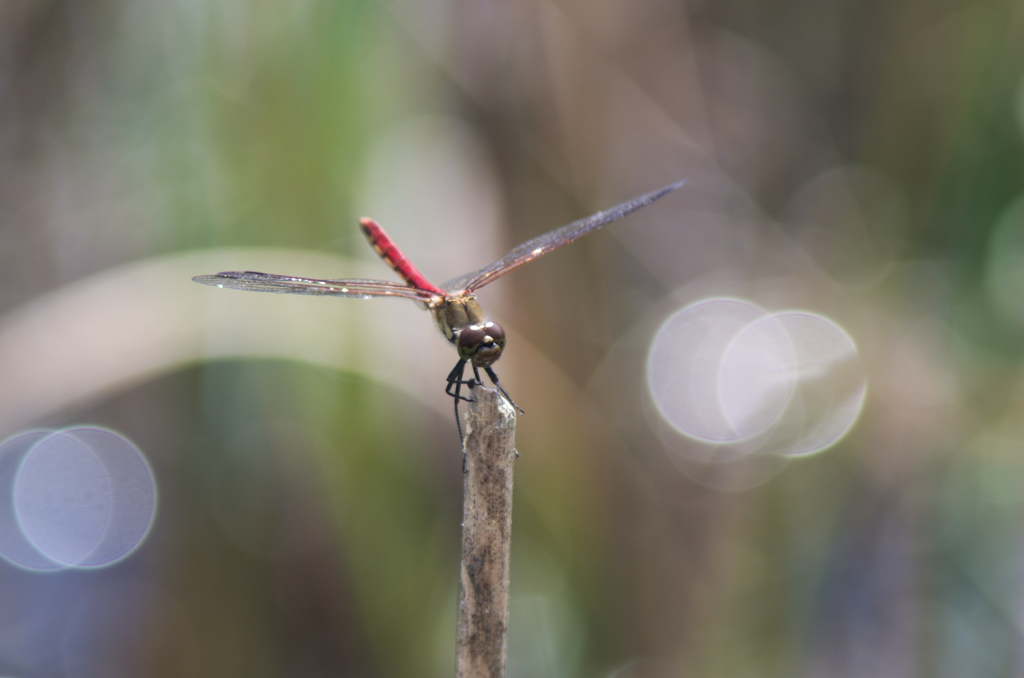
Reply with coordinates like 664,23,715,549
455,386,517,678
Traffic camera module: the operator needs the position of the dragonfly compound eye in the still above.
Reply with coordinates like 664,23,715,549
458,322,506,366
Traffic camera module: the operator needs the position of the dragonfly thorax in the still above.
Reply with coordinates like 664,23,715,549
431,294,485,342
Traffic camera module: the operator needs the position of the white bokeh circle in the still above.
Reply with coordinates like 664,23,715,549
0,427,157,571
647,298,866,462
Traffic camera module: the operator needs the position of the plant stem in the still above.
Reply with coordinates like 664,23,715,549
455,386,517,678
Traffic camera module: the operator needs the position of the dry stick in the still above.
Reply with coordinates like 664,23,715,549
456,385,518,678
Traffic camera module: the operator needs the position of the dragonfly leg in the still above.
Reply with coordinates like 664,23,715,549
484,366,525,414
446,359,480,447
445,359,476,403
454,389,465,450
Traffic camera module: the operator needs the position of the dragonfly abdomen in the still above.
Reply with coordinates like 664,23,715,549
359,218,446,295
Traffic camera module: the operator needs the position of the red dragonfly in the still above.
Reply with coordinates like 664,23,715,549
194,181,683,439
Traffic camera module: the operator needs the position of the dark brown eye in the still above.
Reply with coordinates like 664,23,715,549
457,322,506,365
457,325,485,351
482,321,505,344
458,321,505,348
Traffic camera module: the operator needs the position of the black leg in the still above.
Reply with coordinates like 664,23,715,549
446,359,485,446
446,360,468,444
445,359,475,403
484,366,525,414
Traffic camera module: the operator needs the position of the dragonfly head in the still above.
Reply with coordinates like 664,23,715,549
457,322,506,367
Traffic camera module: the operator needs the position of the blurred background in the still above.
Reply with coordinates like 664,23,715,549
1,0,1024,675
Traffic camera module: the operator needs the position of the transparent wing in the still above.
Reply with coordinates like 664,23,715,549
192,271,440,302
442,180,684,293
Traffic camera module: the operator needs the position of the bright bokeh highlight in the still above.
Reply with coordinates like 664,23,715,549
0,427,156,571
647,298,866,459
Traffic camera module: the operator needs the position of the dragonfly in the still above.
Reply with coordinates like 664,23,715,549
194,180,684,440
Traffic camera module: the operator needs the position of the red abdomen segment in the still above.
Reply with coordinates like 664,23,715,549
359,218,446,295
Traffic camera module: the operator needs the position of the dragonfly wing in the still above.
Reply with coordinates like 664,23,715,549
193,271,439,301
442,180,684,293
